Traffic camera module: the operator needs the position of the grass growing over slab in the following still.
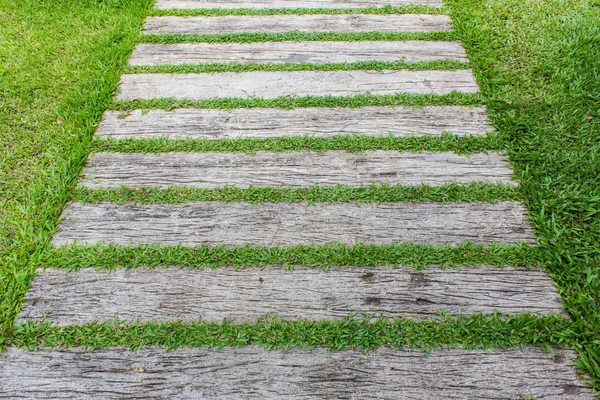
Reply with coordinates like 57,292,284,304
0,0,600,394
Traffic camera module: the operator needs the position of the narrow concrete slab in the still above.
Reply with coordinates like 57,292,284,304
97,107,493,139
154,0,443,9
52,201,536,247
16,266,564,326
80,151,516,189
143,14,452,34
117,70,479,100
0,347,592,399
129,41,468,65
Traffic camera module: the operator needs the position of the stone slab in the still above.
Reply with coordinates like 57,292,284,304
80,151,516,189
129,41,468,65
16,266,563,325
117,70,479,100
97,107,493,139
143,14,452,34
52,201,536,247
0,347,592,399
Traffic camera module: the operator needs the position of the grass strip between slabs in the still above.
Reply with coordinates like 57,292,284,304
127,60,471,74
46,242,540,271
139,31,458,44
73,182,521,205
92,133,500,155
110,92,486,111
9,313,578,353
148,5,447,17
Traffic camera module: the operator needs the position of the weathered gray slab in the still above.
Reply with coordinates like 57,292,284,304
154,0,442,9
118,70,479,100
97,107,493,139
0,347,592,399
81,151,516,189
16,266,563,326
143,15,452,34
53,202,535,247
129,41,467,65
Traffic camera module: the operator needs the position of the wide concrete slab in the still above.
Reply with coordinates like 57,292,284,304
80,151,516,189
52,201,536,247
0,347,592,399
117,70,479,100
143,14,452,34
16,266,564,325
129,41,468,65
97,107,493,139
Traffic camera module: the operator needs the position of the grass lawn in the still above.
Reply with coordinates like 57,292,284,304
0,0,599,393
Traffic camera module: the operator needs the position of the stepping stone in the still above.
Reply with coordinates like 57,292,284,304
143,14,452,35
117,70,479,100
154,0,443,9
17,266,564,326
129,41,468,65
81,151,516,189
97,107,493,139
52,201,535,247
1,347,592,398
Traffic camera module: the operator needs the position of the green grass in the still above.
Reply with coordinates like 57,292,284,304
46,242,540,271
127,59,470,74
73,182,520,205
148,5,445,16
149,5,447,17
9,313,575,352
111,92,486,111
93,132,499,154
1,0,600,394
140,31,457,43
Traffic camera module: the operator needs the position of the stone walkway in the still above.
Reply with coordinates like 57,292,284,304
1,0,594,398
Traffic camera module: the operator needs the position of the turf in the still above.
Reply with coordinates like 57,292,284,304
73,182,521,205
45,241,540,271
127,59,470,74
140,31,457,43
10,313,574,352
1,0,599,393
93,132,499,154
148,5,446,17
110,92,486,110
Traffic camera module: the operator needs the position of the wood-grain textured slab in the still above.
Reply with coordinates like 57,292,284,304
52,201,535,247
97,107,493,139
117,70,479,100
143,15,452,35
16,266,563,326
154,0,443,9
80,151,516,189
0,347,592,399
129,41,467,65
